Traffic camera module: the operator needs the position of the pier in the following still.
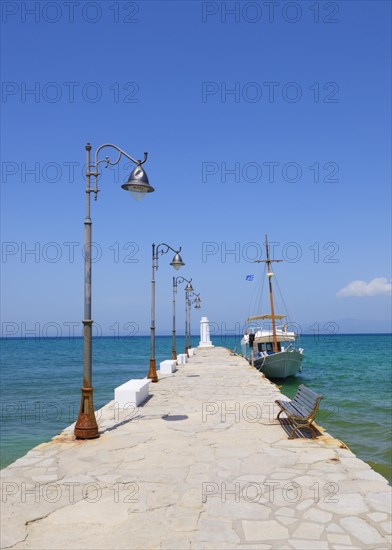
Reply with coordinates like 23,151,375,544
1,347,391,549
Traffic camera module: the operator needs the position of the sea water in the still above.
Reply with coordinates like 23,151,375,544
0,334,391,483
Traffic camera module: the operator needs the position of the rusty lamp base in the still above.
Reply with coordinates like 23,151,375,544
74,387,99,439
147,359,158,383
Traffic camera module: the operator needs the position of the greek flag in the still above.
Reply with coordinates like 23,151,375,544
245,275,254,281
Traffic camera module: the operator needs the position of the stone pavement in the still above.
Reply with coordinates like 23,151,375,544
1,347,391,549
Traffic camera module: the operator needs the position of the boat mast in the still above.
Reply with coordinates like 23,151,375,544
265,235,282,353
254,235,283,353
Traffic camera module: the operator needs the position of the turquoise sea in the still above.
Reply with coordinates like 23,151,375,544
1,334,391,483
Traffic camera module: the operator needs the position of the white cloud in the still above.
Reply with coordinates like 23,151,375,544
337,277,392,298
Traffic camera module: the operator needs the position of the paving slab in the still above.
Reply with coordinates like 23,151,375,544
0,347,391,549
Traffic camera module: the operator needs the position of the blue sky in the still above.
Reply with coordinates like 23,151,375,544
1,0,391,337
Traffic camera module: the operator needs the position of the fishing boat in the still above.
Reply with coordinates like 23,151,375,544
241,235,304,379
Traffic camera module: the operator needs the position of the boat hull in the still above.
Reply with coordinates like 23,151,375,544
253,349,303,379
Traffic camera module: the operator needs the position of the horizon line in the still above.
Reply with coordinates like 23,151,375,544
1,332,391,340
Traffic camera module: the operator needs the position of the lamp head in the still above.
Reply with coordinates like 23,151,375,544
170,252,185,270
121,164,154,201
185,282,193,292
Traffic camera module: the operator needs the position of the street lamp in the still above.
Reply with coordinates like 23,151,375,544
184,289,201,356
184,283,193,356
148,243,184,382
172,277,193,360
74,142,154,440
192,293,202,307
186,292,201,353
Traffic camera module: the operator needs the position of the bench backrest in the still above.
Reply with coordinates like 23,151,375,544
292,384,323,418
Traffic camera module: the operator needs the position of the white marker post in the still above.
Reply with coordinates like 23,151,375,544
198,317,214,348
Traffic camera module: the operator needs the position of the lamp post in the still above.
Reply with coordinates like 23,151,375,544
148,243,184,382
172,277,193,360
187,292,201,353
184,282,194,357
74,142,154,440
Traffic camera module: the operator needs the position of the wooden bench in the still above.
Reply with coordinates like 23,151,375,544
275,384,323,439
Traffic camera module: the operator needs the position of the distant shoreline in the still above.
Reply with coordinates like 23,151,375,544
1,332,392,339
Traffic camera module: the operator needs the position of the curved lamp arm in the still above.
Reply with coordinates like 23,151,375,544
153,242,184,272
88,143,148,196
155,243,182,259
174,276,192,287
94,143,148,171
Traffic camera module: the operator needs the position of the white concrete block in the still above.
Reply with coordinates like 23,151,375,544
114,378,151,408
160,360,177,374
177,353,188,365
187,348,195,357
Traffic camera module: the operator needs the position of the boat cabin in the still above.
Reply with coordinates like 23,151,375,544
257,341,282,354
